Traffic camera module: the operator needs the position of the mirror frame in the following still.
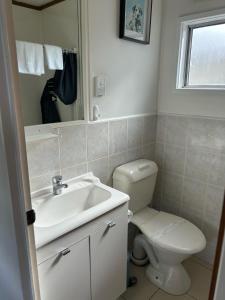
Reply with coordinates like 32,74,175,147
22,0,92,130
78,0,91,124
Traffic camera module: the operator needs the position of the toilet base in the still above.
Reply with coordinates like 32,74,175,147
146,263,191,296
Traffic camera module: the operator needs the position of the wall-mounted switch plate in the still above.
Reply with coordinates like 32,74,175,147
94,75,106,97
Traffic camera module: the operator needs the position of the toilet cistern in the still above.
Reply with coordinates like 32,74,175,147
52,175,68,195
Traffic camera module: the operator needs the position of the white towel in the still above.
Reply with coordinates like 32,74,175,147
16,41,45,76
44,44,63,70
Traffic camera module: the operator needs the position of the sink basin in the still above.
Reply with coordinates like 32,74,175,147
34,183,111,228
32,173,129,248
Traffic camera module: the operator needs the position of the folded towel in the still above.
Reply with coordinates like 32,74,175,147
16,41,45,76
44,45,63,70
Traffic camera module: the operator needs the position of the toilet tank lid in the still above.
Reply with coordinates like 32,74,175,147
113,159,158,183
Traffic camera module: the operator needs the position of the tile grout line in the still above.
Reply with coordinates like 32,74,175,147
158,116,167,210
107,121,110,180
187,293,198,300
189,256,213,273
179,125,189,216
57,128,62,175
149,287,160,299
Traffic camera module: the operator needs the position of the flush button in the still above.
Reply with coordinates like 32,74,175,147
61,248,71,256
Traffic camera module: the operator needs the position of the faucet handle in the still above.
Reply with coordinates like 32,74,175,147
52,175,63,184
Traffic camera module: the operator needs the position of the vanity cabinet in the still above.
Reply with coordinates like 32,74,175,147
91,210,128,300
37,203,128,300
38,237,91,300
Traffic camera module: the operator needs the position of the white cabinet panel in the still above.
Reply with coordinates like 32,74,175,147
91,210,128,300
38,237,91,300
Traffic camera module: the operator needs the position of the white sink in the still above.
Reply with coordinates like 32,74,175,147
32,173,129,249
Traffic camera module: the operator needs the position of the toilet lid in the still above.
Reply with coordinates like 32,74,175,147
133,208,206,255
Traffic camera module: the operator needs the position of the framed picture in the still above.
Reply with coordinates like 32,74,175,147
119,0,153,44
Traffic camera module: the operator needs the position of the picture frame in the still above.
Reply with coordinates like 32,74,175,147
119,0,153,44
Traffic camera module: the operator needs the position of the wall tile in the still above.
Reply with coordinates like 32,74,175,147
208,154,225,187
127,147,143,162
165,115,188,147
128,117,143,149
164,145,185,175
156,115,166,142
187,118,213,150
155,115,225,265
187,118,225,152
26,138,60,178
197,241,217,266
152,171,163,210
213,119,225,154
161,173,183,215
185,147,212,182
142,143,155,161
87,122,108,160
59,125,87,169
27,115,155,191
29,169,60,192
154,143,164,169
203,185,224,237
109,120,127,155
181,179,206,228
62,163,88,181
88,158,109,184
108,152,128,185
143,115,156,144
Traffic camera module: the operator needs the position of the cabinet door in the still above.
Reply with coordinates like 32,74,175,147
38,237,91,300
91,210,128,300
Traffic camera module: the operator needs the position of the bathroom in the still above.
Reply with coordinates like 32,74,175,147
0,0,225,299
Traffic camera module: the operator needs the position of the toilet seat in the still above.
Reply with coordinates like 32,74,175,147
132,207,206,255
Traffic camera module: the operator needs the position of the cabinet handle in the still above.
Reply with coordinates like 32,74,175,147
107,221,116,229
61,248,71,256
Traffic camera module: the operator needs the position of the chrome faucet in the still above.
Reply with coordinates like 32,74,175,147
52,175,68,195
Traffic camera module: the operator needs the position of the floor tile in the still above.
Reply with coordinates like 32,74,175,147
191,256,213,271
151,290,194,300
183,259,212,300
122,263,158,300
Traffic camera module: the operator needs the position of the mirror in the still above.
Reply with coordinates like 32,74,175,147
12,0,84,126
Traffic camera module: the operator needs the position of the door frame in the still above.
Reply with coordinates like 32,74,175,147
209,194,225,300
0,0,40,299
1,1,225,300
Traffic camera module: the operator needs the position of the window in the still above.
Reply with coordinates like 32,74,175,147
177,10,225,90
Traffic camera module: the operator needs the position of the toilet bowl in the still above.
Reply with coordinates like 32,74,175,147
113,159,206,296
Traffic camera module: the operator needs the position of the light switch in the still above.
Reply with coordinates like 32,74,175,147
94,75,106,97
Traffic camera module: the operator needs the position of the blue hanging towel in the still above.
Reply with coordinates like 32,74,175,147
40,79,61,124
54,52,77,105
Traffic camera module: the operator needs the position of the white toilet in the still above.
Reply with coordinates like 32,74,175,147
113,159,206,296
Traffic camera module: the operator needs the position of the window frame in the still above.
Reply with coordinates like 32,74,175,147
176,9,225,90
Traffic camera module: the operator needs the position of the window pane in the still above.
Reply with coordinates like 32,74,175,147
188,23,225,86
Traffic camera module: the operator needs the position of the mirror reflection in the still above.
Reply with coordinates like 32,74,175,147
12,0,84,126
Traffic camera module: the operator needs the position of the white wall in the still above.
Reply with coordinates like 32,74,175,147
158,0,225,118
13,6,43,126
42,0,79,49
89,0,162,119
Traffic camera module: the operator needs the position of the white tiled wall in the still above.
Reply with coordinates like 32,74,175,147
26,115,156,192
154,114,225,265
